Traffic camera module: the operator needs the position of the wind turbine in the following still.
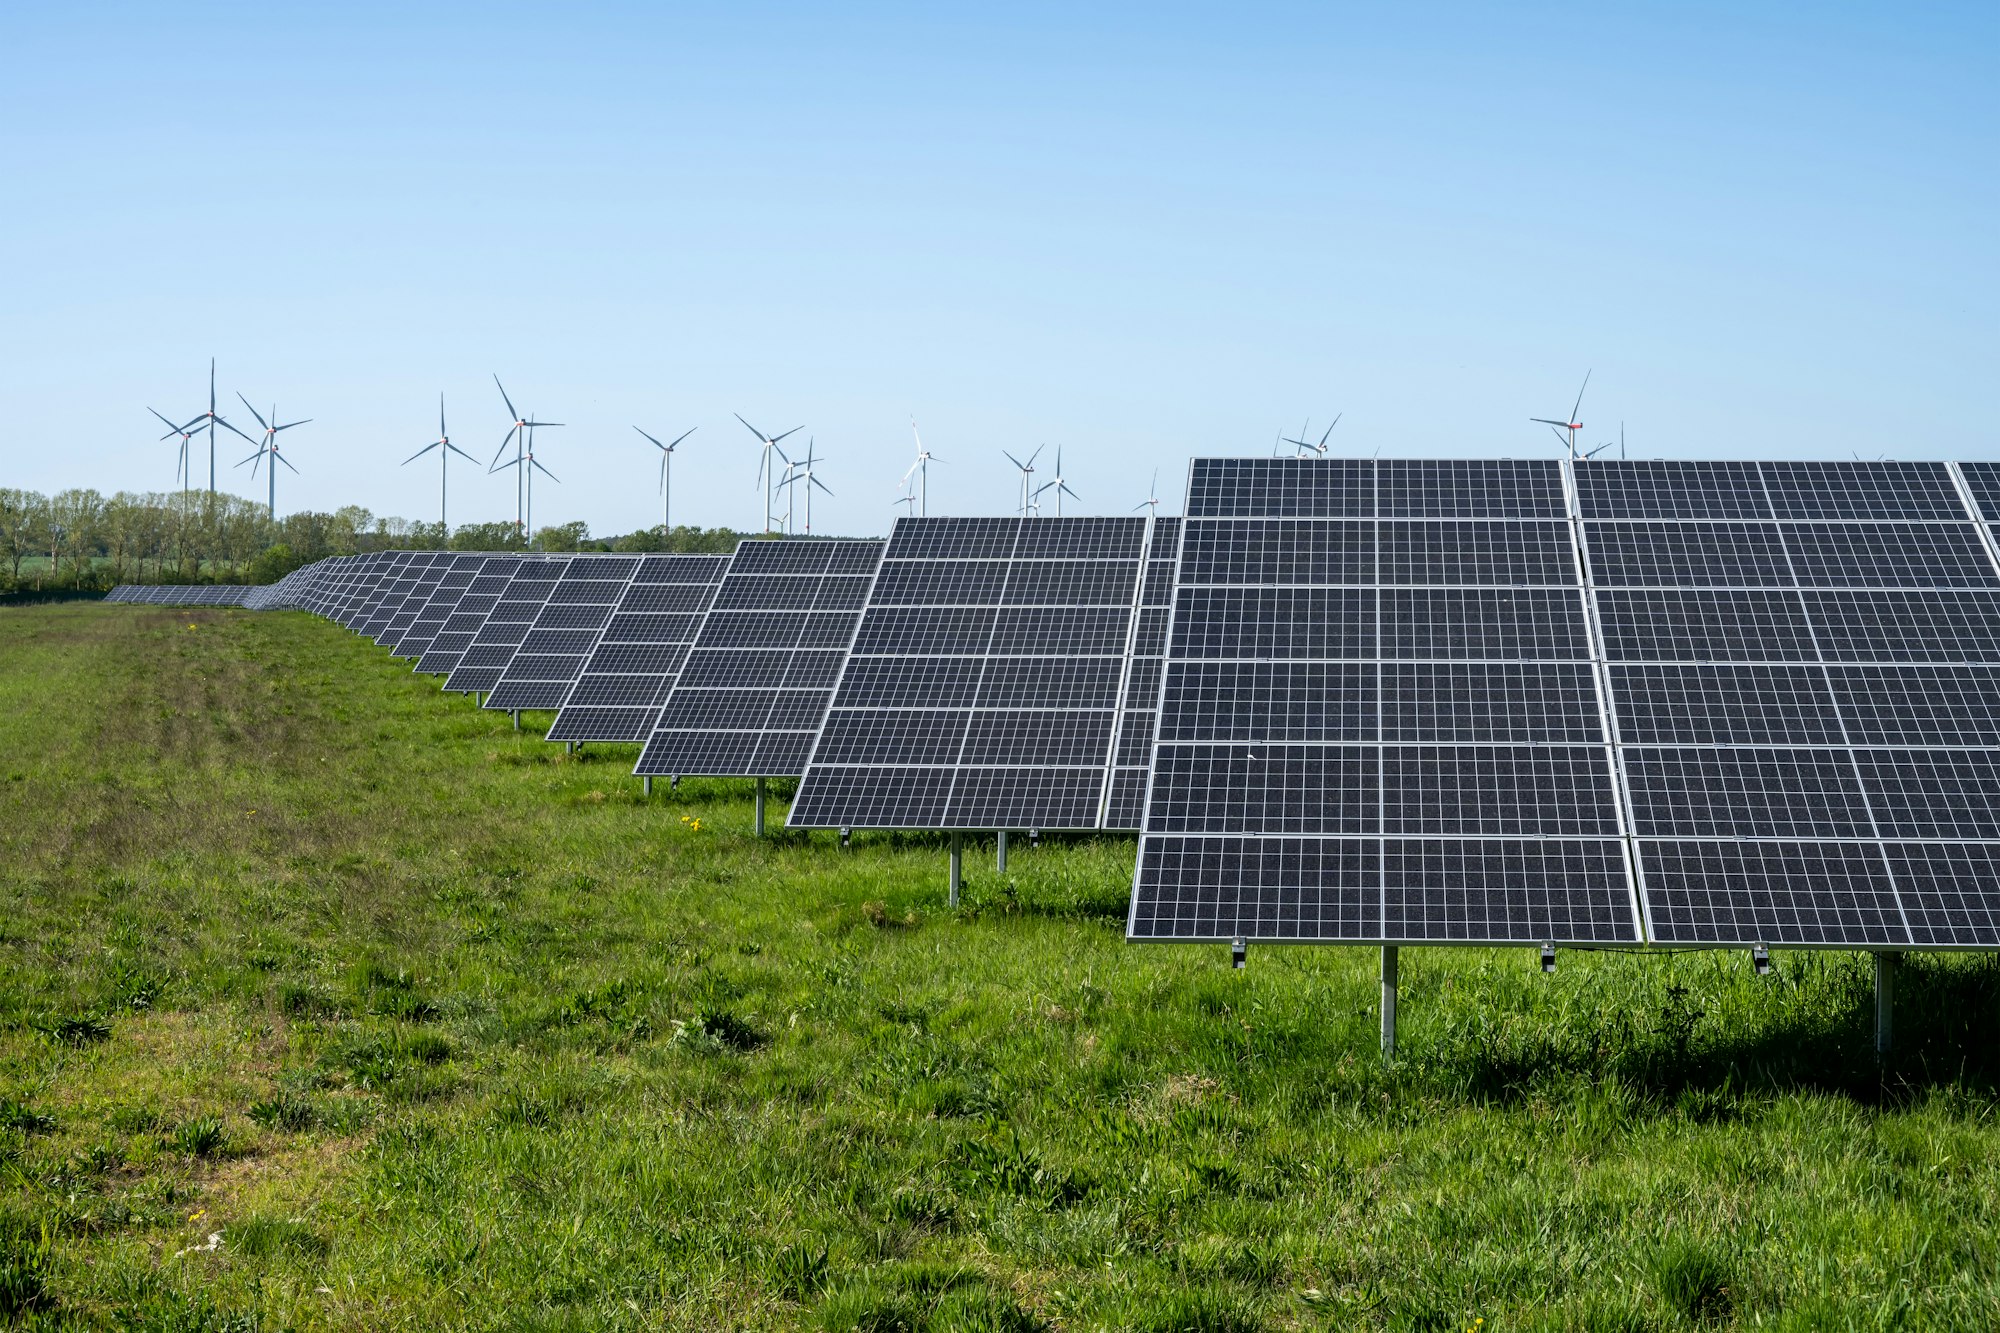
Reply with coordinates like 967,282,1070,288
1281,415,1341,458
149,408,200,489
902,419,941,516
494,416,560,546
894,485,919,518
234,394,310,517
734,414,803,533
403,394,479,528
780,438,834,535
1531,371,1593,461
1134,468,1162,516
1033,446,1080,517
490,376,563,537
178,359,259,494
635,425,695,531
1003,445,1044,517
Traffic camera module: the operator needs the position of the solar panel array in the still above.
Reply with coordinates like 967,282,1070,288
1577,460,2000,948
375,552,460,650
789,516,1158,831
633,540,880,775
416,556,526,676
548,553,733,744
443,557,574,695
388,554,490,660
1129,459,1639,946
484,556,645,712
103,584,257,606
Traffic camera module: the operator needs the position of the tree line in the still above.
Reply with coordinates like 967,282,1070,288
0,488,751,595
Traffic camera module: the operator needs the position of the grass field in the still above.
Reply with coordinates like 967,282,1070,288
4,604,2000,1330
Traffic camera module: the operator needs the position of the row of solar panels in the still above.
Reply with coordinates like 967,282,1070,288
107,458,2000,955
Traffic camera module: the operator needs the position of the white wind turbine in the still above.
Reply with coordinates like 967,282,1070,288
1033,446,1080,517
402,394,479,528
902,419,941,517
635,425,696,531
1003,445,1043,517
735,413,803,533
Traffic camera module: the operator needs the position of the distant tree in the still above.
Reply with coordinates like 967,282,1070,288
0,489,41,583
449,521,524,552
532,520,591,551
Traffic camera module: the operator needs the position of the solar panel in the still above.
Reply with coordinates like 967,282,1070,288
376,552,462,649
539,553,730,743
440,557,573,695
103,584,257,607
483,556,645,712
629,540,878,772
1577,458,2000,947
789,516,1159,830
416,556,526,676
1130,458,1640,946
387,554,490,659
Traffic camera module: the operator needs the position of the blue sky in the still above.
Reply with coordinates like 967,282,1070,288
3,2,1993,535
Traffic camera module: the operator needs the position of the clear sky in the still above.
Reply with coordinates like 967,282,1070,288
3,2,1993,535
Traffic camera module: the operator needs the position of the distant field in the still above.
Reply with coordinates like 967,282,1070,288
3,605,2000,1330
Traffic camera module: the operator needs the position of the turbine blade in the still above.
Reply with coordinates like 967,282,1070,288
402,442,441,465
1570,369,1591,422
901,460,920,484
1002,450,1026,470
771,425,803,444
668,426,696,449
494,374,519,423
1529,418,1568,427
236,393,271,432
734,412,766,441
216,417,259,445
659,453,668,493
634,425,666,449
440,391,447,438
277,452,301,475
445,442,479,462
236,447,263,468
148,407,181,433
533,459,561,482
812,475,833,496
489,424,520,469
276,418,311,431
491,456,523,474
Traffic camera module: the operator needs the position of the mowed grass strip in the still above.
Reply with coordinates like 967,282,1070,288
2,603,2000,1330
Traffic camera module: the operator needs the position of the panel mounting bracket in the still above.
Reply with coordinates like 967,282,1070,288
1751,944,1773,976
1231,937,1246,970
1540,943,1557,974
839,826,851,849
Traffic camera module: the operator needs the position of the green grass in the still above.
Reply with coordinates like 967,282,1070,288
3,604,2000,1330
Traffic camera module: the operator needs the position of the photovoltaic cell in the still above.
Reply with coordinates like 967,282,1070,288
441,557,573,695
484,556,643,712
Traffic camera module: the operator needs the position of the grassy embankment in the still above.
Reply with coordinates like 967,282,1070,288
2,604,1999,1330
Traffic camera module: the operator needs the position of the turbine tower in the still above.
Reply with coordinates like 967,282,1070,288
177,359,258,495
490,376,562,538
233,394,310,517
1003,446,1043,517
903,419,941,517
734,414,802,533
403,394,479,529
1531,371,1594,461
635,426,695,532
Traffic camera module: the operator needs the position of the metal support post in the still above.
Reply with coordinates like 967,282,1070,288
1876,951,1897,1060
642,775,652,798
996,830,1008,872
1381,946,1399,1058
754,777,767,836
949,831,963,908
511,709,520,731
